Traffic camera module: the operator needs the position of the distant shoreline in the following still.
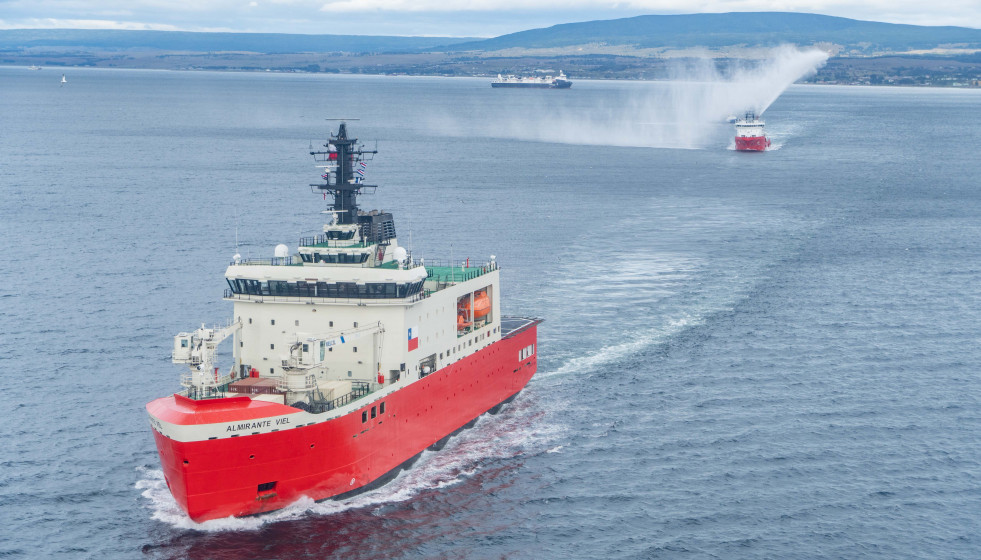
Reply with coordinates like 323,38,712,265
6,57,980,90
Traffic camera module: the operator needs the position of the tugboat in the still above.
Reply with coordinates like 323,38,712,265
734,111,771,152
146,122,541,522
491,70,572,88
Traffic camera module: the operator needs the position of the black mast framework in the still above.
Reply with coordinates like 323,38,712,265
311,122,396,245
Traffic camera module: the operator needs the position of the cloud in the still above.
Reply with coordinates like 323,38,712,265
1,18,182,31
320,0,605,12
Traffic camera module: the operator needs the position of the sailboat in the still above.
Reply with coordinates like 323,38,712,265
60,74,67,85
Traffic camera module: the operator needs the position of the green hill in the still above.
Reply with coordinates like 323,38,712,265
442,12,981,52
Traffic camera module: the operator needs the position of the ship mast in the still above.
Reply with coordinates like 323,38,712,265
310,121,378,225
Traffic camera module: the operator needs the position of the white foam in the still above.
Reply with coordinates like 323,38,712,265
542,314,696,379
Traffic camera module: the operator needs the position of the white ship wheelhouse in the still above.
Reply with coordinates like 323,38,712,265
735,111,767,138
174,122,517,416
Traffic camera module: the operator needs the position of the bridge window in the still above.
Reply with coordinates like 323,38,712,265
229,279,424,300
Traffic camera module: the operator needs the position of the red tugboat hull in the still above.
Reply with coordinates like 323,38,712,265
148,321,539,522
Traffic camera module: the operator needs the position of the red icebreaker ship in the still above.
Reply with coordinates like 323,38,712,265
146,123,541,522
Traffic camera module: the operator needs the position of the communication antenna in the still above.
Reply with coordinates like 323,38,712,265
232,209,242,263
310,119,377,226
406,216,414,262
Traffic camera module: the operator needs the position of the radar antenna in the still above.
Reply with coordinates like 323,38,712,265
310,121,378,226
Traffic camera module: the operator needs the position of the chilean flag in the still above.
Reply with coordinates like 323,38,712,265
408,326,419,351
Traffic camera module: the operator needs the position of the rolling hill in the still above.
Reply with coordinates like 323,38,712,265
442,12,981,53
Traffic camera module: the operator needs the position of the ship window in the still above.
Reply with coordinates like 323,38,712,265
419,354,436,378
271,319,276,325
249,318,252,324
270,344,275,350
181,339,188,348
240,342,243,347
353,347,358,353
295,320,300,326
257,481,277,493
354,322,358,328
329,321,334,327
302,344,309,352
380,402,386,414
362,411,367,423
439,353,443,359
270,368,274,374
371,407,377,419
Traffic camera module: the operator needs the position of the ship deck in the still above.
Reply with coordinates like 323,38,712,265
500,317,540,338
425,264,494,284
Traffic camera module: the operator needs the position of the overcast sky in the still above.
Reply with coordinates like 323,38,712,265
1,0,979,37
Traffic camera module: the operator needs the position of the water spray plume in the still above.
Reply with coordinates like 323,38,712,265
465,46,828,150
702,45,831,116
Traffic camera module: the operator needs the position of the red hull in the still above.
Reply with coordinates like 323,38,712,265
735,135,770,151
148,323,538,522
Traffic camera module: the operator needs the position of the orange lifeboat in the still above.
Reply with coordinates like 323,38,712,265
472,291,490,320
458,291,491,320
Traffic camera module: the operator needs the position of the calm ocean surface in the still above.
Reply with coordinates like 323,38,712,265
2,67,980,559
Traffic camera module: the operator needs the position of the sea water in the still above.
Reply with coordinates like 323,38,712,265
1,67,980,559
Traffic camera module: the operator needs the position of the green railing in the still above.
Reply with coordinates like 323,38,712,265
301,381,372,414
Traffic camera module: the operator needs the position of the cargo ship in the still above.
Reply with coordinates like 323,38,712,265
734,111,771,152
146,122,541,522
491,71,572,88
